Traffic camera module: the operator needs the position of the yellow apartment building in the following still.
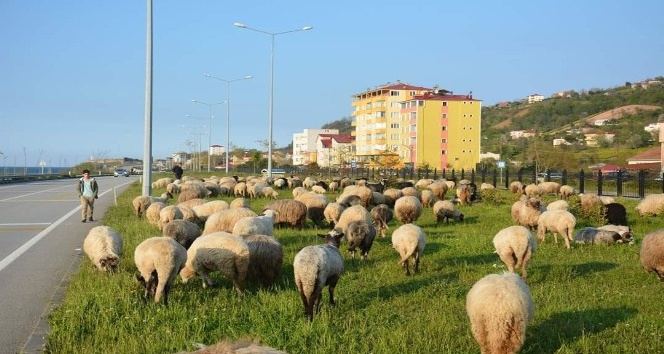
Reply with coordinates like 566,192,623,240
351,82,431,167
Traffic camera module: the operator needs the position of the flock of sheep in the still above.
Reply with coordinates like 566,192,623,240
80,174,664,354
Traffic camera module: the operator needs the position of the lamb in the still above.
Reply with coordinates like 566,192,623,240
242,234,283,287
261,186,279,199
636,194,664,216
559,185,575,199
433,200,464,224
293,229,345,321
179,232,250,295
370,204,393,237
262,199,308,229
537,209,576,249
394,195,423,224
345,219,377,261
202,208,258,235
335,204,372,235
231,210,277,237
134,236,187,305
466,272,534,354
83,226,123,272
493,225,537,279
323,202,346,229
640,229,664,281
574,227,634,245
604,202,627,226
391,223,426,275
162,219,202,249
509,181,524,195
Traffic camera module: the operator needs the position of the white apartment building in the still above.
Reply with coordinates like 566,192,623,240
292,128,339,166
527,94,544,104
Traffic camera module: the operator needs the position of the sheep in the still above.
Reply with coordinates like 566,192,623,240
415,178,434,189
480,182,495,190
509,181,524,195
419,189,437,209
371,191,386,206
338,185,373,207
511,196,542,231
242,234,283,287
597,224,634,244
323,202,345,229
263,199,308,229
83,226,123,272
345,219,377,261
559,185,575,199
234,182,247,197
231,210,276,237
230,197,251,209
338,194,362,207
159,205,183,230
328,181,339,193
132,193,171,218
370,204,393,237
180,338,287,354
466,272,534,354
293,229,345,321
640,229,664,281
166,182,180,196
191,200,230,223
202,208,258,235
178,189,204,204
295,192,329,228
178,198,206,209
178,205,198,225
311,185,326,194
394,195,423,224
600,196,615,205
539,181,561,195
335,204,372,235
604,202,627,226
151,177,174,189
524,183,542,198
145,202,166,227
382,188,403,208
273,177,288,189
261,186,279,199
636,194,664,216
427,180,449,200
401,186,420,198
493,225,537,279
292,186,308,199
455,184,473,205
574,227,634,245
179,232,250,295
433,199,464,224
134,236,187,305
162,219,201,249
537,209,576,249
579,193,603,214
391,223,426,275
546,199,569,211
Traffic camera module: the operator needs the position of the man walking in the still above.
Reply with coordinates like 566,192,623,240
77,169,99,222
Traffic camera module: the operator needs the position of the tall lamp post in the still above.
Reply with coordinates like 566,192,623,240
192,100,226,172
204,74,253,174
234,22,312,179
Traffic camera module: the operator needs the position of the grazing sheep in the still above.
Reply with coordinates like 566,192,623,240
292,186,308,199
509,181,524,195
166,182,180,196
192,200,230,222
323,202,346,229
145,202,166,227
537,209,576,249
83,226,123,272
202,208,258,235
456,184,473,205
480,182,495,190
419,189,437,209
636,194,664,216
574,227,634,245
401,186,420,198
546,199,569,211
600,196,615,205
178,189,204,204
132,193,171,218
293,229,345,321
178,205,198,224
433,200,464,224
162,219,201,249
311,185,326,194
640,229,664,281
231,210,277,237
181,338,287,354
371,191,386,206
229,197,251,209
370,204,393,237
466,272,534,354
179,232,250,295
178,198,206,209
345,220,377,261
539,181,561,195
295,192,329,228
159,205,183,230
604,202,627,226
415,178,434,189
134,236,187,305
263,199,308,229
493,226,537,279
559,185,575,199
394,195,423,224
337,194,362,207
261,186,279,199
382,188,403,208
427,180,449,200
335,204,373,236
338,185,373,207
328,181,339,193
242,234,283,287
234,182,247,197
579,193,603,214
151,177,174,189
512,197,542,231
524,183,542,198
391,223,426,275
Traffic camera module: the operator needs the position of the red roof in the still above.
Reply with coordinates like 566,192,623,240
412,92,480,102
319,134,355,145
627,146,660,162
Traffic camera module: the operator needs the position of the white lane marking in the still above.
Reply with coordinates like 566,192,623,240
0,223,51,226
0,184,77,202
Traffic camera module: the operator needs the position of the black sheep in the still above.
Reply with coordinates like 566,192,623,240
604,202,627,226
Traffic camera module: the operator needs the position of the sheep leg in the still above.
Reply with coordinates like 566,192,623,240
563,229,572,249
162,282,171,306
520,250,532,279
401,259,411,276
327,275,340,306
413,253,420,273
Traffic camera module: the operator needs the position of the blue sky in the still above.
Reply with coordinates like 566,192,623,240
1,0,662,167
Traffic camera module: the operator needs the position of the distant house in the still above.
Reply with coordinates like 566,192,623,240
593,119,614,126
495,101,510,108
510,129,536,139
316,134,355,167
644,123,660,133
583,129,615,146
552,138,572,146
527,94,544,104
626,146,661,171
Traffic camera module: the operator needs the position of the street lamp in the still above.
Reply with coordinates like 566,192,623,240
204,74,253,174
234,21,312,179
192,100,226,172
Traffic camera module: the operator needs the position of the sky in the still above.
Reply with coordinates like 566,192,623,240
1,0,663,168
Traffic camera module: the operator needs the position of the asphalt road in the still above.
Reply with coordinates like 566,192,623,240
0,175,138,354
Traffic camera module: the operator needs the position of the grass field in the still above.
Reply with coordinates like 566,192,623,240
45,177,664,353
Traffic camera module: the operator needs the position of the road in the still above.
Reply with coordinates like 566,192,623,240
0,175,138,354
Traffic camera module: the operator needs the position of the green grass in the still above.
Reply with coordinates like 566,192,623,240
45,179,664,353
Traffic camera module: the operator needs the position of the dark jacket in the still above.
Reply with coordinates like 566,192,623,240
78,177,99,198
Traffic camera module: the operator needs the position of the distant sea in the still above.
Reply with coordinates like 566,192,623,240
1,166,73,175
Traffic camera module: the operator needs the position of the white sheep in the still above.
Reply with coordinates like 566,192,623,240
230,197,251,209
179,338,287,354
134,236,187,305
345,219,377,261
509,181,524,195
537,209,576,249
151,177,174,189
83,226,123,272
191,200,230,222
145,202,166,227
419,189,437,209
511,196,542,231
323,202,346,229
394,195,423,224
546,199,569,211
559,185,575,199
370,204,393,237
261,186,279,199
524,183,542,198
202,208,258,235
636,194,664,216
293,229,345,321
334,204,372,235
539,181,561,195
162,219,201,249
493,225,537,279
433,199,464,224
178,198,206,209
132,193,171,218
263,199,308,229
311,185,326,194
179,232,250,295
159,205,183,230
391,223,426,275
242,234,284,287
232,210,277,237
640,229,664,281
295,192,330,228
466,272,534,354
382,188,403,208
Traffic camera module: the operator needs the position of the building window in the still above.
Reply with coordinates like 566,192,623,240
442,126,447,131
390,123,399,129
442,113,447,119
441,150,446,155
442,102,447,106
390,91,399,96
441,138,446,143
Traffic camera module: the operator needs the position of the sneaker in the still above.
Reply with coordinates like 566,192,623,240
88,217,94,222
81,219,86,223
